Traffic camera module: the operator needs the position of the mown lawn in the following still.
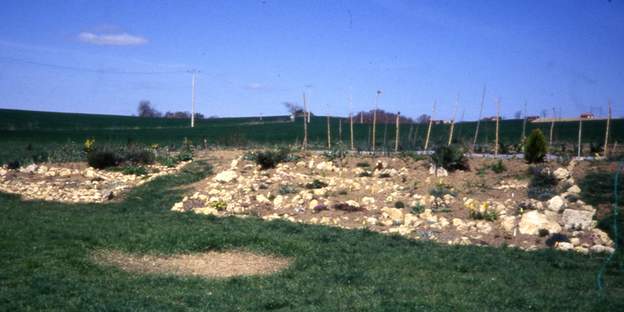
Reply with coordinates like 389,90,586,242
1,161,622,311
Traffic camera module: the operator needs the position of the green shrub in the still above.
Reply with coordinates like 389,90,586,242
524,129,547,163
358,171,373,177
490,160,507,174
527,166,558,200
411,203,425,214
430,144,469,171
157,155,179,168
253,148,289,170
429,182,456,198
356,162,371,168
305,179,328,189
394,201,405,208
124,148,155,165
121,166,148,176
177,150,193,161
580,171,624,206
278,185,297,195
210,200,227,211
87,150,119,169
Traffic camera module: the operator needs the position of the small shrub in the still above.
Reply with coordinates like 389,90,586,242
379,172,391,178
157,155,179,168
358,171,373,177
121,166,148,176
528,166,558,200
490,160,507,174
305,179,328,189
524,129,547,163
210,200,227,211
394,201,405,209
83,138,95,153
124,148,155,165
429,181,456,198
278,185,297,195
430,145,469,171
6,160,20,170
254,148,289,170
356,162,371,168
467,201,498,221
411,203,425,214
87,150,119,169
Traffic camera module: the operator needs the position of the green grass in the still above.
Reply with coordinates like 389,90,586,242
1,161,623,311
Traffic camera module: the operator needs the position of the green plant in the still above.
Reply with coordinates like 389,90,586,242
430,144,469,171
83,138,95,153
253,148,289,170
400,151,427,161
210,200,227,211
429,181,456,198
87,150,119,169
278,185,297,195
358,171,372,177
356,162,371,168
490,160,507,174
467,201,498,221
121,166,148,176
379,172,391,178
124,148,155,165
527,166,558,200
157,155,180,168
394,201,405,209
524,129,547,163
411,203,425,214
305,179,328,189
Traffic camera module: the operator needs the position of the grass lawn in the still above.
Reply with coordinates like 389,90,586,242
1,161,622,311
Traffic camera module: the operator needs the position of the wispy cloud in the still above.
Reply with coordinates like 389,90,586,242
77,32,148,46
244,82,270,91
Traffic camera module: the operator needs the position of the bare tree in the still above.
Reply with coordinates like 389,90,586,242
137,100,162,118
416,114,431,124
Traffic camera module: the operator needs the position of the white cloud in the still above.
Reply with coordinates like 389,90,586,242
77,32,147,46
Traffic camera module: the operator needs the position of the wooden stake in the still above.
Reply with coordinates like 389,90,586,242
339,119,343,143
473,85,486,151
395,112,400,152
577,118,582,158
494,98,501,156
424,101,436,150
549,107,555,148
604,100,612,157
350,113,354,150
448,98,458,146
302,92,308,150
327,115,331,149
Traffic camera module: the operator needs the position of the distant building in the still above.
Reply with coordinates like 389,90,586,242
580,112,594,119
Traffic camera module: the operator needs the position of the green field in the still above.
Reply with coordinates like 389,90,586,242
1,108,622,164
1,161,622,311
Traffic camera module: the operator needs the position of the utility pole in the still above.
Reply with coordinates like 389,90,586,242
473,85,486,152
189,69,199,128
372,90,382,152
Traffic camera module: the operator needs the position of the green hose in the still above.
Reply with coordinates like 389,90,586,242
596,162,622,291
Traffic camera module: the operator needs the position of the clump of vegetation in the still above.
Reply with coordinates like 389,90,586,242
334,202,362,212
123,148,155,165
429,181,456,198
83,138,95,153
358,171,373,177
394,201,405,209
323,144,348,161
580,171,624,207
6,160,20,170
524,129,547,163
278,185,297,195
411,203,425,214
466,201,498,221
400,151,427,161
378,172,391,178
157,155,180,168
210,200,227,211
356,161,371,168
121,166,148,176
545,233,570,248
430,144,469,171
527,166,558,200
87,150,119,169
305,179,328,189
251,148,290,170
490,160,507,174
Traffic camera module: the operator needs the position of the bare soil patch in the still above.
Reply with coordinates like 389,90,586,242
92,249,290,278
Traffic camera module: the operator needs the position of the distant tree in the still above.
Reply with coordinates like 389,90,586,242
138,100,161,118
514,110,522,119
416,114,431,124
283,102,303,115
194,112,205,119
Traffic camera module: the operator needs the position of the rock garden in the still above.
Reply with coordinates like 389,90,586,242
172,146,616,255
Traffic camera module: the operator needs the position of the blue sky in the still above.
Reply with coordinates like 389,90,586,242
0,0,622,120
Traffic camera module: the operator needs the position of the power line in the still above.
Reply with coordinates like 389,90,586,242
0,56,189,75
